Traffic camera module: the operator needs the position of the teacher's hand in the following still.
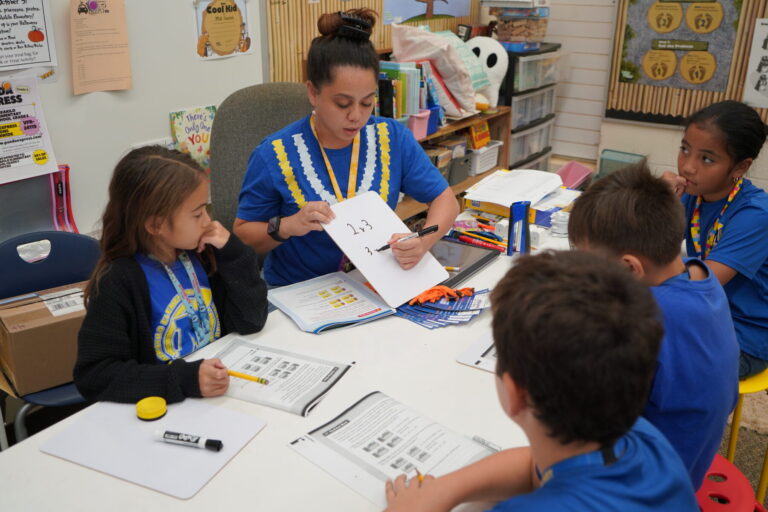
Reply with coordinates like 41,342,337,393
281,201,335,238
389,233,428,270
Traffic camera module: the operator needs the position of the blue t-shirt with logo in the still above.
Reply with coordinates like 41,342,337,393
489,418,698,511
646,259,739,489
236,115,449,286
682,179,768,359
135,252,221,362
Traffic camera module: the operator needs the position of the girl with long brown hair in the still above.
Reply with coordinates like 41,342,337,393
74,146,268,404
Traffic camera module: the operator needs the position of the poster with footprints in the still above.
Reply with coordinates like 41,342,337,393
743,19,768,108
619,0,739,92
323,191,448,308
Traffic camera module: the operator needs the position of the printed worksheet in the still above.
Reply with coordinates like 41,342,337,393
324,191,448,307
213,336,352,416
268,271,395,333
457,329,496,373
290,391,495,507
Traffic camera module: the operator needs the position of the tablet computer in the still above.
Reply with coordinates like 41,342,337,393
431,238,501,288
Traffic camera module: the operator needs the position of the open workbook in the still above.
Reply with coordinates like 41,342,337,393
290,391,497,508
268,271,395,333
212,336,352,416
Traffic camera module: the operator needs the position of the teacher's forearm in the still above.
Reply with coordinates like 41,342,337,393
421,187,460,250
233,219,281,255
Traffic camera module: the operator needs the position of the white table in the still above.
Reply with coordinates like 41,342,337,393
0,235,568,511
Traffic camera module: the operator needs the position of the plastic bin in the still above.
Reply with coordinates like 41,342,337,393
598,149,645,180
426,105,441,136
509,119,553,166
408,109,430,140
513,51,561,93
513,150,551,172
468,140,502,176
511,85,555,129
449,154,472,185
556,160,593,190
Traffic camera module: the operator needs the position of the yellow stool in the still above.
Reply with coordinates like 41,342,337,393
726,368,768,503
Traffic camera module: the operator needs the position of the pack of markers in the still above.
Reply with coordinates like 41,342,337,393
395,289,491,329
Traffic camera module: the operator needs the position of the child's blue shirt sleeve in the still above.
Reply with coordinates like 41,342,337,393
707,204,768,279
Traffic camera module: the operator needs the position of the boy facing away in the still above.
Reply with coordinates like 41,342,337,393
385,251,698,511
568,162,739,489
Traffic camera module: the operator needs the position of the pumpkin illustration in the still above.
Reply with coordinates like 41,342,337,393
28,27,44,43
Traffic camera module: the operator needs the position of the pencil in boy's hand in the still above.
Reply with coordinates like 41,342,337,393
227,369,269,385
376,225,439,252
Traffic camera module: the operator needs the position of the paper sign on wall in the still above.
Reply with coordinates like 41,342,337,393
323,191,448,307
0,74,58,185
0,0,58,72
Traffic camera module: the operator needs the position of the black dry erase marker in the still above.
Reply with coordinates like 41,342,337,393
156,430,223,452
376,224,439,252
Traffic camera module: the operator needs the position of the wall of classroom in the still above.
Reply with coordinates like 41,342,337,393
25,1,266,235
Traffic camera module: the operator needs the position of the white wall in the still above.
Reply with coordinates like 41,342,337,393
600,119,768,191
22,1,265,234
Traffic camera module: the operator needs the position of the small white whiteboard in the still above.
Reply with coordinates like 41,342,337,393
324,191,448,307
40,399,266,499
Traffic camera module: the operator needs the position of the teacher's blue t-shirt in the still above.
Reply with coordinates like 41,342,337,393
237,115,448,286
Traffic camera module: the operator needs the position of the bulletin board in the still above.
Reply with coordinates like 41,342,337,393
266,0,482,82
607,0,768,124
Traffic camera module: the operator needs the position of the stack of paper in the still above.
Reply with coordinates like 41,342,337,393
395,289,491,329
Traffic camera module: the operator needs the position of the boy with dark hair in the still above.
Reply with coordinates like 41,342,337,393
385,251,698,511
568,162,739,489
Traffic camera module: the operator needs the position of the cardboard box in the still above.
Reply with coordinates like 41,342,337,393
0,281,87,396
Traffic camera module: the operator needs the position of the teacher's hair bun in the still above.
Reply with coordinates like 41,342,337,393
318,9,377,41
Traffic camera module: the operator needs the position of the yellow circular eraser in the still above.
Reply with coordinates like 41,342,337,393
136,396,167,421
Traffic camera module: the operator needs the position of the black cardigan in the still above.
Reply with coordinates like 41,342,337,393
74,234,268,404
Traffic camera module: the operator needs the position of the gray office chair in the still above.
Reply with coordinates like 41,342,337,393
209,82,313,231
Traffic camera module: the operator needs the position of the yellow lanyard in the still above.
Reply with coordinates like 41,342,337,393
310,114,360,202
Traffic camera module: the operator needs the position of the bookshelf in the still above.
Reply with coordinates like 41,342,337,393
396,106,511,220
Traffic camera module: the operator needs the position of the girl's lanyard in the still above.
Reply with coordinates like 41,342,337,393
309,114,361,201
690,177,743,259
153,252,212,347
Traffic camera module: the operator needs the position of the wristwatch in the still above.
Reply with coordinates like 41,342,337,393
267,216,289,242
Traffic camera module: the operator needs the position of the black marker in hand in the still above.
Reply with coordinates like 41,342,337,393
375,225,439,252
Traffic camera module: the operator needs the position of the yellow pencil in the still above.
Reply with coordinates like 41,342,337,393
228,370,269,385
415,467,425,483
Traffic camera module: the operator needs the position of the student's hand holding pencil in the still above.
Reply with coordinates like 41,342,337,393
385,472,444,512
198,358,229,397
282,201,335,237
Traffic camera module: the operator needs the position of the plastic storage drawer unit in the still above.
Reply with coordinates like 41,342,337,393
513,51,561,93
513,150,551,172
511,85,555,130
509,119,554,166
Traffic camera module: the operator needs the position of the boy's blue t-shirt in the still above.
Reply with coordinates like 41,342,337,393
236,115,449,286
489,418,698,511
135,252,221,362
646,259,739,489
682,179,768,359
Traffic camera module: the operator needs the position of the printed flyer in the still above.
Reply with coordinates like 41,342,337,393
0,0,57,72
193,0,251,59
0,75,58,185
742,19,768,109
